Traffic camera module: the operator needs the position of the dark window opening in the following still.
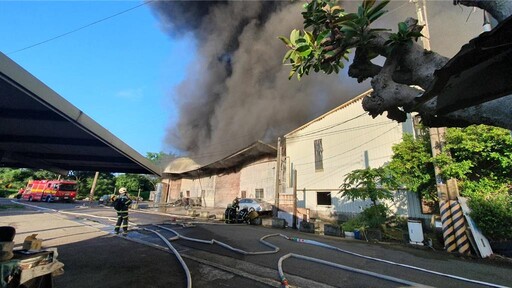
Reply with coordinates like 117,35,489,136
314,139,323,171
317,192,331,205
255,188,264,199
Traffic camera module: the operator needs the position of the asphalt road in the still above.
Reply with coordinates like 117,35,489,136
1,198,511,288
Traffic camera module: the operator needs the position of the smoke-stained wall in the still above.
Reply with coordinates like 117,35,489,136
149,0,481,164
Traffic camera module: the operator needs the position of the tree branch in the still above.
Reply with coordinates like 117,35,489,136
348,47,382,82
455,0,512,22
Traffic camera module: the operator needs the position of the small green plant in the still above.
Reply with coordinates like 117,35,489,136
360,204,388,229
384,21,424,54
342,215,366,232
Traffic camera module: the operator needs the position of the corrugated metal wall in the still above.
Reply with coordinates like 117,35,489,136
285,96,424,220
239,159,276,202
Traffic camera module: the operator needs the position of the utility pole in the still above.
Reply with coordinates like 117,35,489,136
411,0,430,50
413,0,469,254
411,0,452,199
89,171,99,205
292,169,297,229
274,137,281,217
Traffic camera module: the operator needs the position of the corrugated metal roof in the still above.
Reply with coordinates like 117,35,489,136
164,141,276,179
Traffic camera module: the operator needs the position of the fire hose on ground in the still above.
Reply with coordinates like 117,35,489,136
14,202,508,288
144,224,508,288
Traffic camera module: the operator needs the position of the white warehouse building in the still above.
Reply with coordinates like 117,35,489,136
282,90,426,222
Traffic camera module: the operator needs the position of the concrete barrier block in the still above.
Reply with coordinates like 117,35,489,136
186,209,198,216
250,217,262,225
324,224,343,237
299,221,315,233
272,218,286,229
199,211,209,218
262,218,273,227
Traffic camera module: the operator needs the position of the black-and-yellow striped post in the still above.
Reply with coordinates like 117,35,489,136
449,200,471,255
439,200,457,252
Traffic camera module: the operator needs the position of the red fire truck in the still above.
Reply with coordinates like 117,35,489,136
21,180,77,202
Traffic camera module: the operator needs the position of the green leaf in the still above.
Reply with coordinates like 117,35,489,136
331,6,345,15
333,64,339,73
334,13,359,23
368,10,386,22
398,22,408,33
363,0,376,10
288,69,296,80
369,28,391,33
324,50,337,58
278,36,291,46
344,20,362,30
358,5,365,17
315,30,331,45
290,51,299,63
367,0,390,21
282,50,293,63
340,26,359,36
296,45,312,56
305,31,315,44
290,29,301,45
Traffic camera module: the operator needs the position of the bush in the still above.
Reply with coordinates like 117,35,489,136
469,193,512,241
342,216,365,232
360,204,388,229
342,204,389,232
462,180,512,241
0,189,17,198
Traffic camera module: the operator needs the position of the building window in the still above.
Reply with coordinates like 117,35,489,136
317,192,331,205
314,139,323,171
255,188,264,199
241,190,247,198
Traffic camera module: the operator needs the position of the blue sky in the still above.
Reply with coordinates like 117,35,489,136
0,1,193,156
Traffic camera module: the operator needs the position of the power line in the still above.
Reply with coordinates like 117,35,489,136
295,124,400,168
7,1,152,55
288,121,400,165
288,120,395,142
286,112,368,139
295,125,400,188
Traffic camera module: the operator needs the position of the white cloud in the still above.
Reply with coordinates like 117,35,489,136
116,88,143,101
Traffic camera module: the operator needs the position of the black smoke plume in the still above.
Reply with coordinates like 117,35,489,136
149,0,481,164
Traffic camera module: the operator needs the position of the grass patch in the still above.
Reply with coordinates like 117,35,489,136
0,204,25,210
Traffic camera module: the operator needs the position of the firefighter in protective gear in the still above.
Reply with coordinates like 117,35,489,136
113,187,132,235
231,197,240,210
